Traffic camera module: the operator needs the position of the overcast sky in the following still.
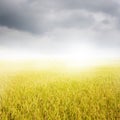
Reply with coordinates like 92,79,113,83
0,0,120,60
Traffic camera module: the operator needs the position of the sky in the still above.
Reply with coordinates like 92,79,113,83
0,0,120,63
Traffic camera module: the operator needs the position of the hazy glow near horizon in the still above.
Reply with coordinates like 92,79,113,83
0,43,118,68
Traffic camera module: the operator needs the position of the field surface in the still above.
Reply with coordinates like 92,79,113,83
0,63,120,120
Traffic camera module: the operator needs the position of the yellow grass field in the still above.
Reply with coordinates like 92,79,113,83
0,61,120,120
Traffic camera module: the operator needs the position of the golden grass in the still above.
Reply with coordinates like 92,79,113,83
0,63,120,120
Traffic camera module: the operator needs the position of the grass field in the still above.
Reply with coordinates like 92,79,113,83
0,62,120,120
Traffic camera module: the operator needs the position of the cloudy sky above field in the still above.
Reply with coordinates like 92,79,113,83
0,0,120,60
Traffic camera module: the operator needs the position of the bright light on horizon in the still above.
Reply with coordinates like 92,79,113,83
0,45,119,68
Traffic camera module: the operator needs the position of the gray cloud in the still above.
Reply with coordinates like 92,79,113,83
62,0,119,15
0,0,47,33
0,0,119,33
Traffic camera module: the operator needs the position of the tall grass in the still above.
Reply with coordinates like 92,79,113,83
0,66,120,120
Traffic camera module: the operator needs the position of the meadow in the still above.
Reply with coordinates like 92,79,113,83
0,61,120,120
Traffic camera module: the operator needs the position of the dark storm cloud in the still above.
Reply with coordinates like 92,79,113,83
0,0,119,33
0,0,47,33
